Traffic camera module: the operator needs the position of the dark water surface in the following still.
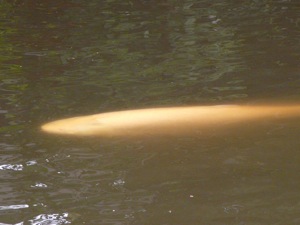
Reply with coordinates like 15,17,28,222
1,0,300,224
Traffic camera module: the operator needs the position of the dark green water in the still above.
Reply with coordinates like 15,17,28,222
1,0,300,224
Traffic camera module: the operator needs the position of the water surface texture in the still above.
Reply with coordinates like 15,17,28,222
1,1,300,224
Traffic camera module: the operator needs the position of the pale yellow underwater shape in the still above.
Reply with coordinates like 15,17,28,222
41,104,300,137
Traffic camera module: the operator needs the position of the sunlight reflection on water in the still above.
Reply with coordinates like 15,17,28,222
0,204,29,210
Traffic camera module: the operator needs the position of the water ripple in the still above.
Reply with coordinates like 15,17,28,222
28,213,71,225
0,204,29,210
0,164,23,171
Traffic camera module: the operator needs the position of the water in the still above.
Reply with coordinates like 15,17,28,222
1,0,300,224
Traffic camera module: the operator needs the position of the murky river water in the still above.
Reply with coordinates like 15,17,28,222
1,1,300,224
